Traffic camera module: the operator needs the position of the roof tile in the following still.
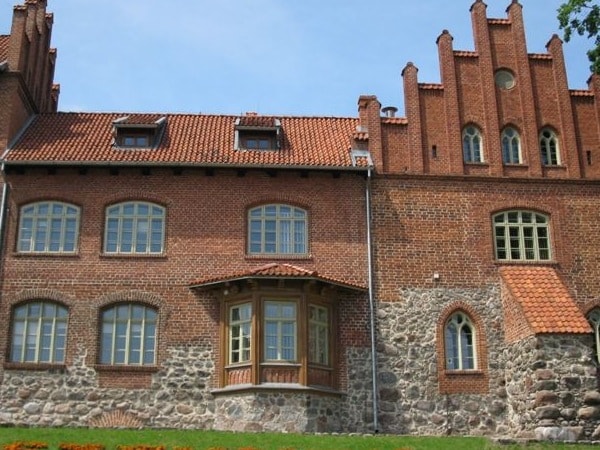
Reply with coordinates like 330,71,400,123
189,262,367,291
5,113,362,169
500,266,591,334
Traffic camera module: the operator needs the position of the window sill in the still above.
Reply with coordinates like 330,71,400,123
12,252,79,258
444,369,484,376
100,253,166,259
94,364,159,373
246,254,313,261
212,382,343,397
4,362,66,371
494,260,557,266
463,162,488,166
502,163,528,167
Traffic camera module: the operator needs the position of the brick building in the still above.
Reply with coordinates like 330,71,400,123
2,0,600,441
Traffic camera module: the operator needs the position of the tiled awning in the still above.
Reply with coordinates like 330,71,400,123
189,263,367,292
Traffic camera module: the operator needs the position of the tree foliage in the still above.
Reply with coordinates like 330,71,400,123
558,0,600,73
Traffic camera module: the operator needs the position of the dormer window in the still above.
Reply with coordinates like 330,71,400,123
113,115,167,149
234,115,281,151
121,133,150,148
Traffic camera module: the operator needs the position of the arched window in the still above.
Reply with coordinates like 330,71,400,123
18,201,80,253
462,125,483,163
104,201,165,254
248,204,307,255
10,301,68,363
493,210,551,261
501,127,522,164
100,303,157,365
588,309,600,364
445,311,476,370
540,128,561,166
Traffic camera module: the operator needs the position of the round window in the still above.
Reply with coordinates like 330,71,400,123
495,70,515,89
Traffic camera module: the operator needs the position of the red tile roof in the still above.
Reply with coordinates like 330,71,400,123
189,263,367,291
529,53,552,60
570,89,594,97
500,266,591,334
418,83,443,90
4,112,363,169
454,51,478,58
0,35,9,62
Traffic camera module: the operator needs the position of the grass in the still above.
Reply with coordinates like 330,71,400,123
0,427,598,450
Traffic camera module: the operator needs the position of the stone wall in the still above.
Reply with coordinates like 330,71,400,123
504,334,600,440
376,286,507,436
0,343,374,433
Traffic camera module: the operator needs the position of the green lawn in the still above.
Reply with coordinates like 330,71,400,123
0,427,597,450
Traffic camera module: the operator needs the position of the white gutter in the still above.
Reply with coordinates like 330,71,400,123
366,165,379,433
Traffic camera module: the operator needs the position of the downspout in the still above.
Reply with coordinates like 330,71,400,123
0,165,10,265
366,165,379,433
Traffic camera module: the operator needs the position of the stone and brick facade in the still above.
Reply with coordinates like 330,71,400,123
2,0,600,442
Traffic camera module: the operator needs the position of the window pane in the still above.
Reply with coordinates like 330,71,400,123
101,304,157,366
248,204,307,255
11,302,68,364
493,211,551,261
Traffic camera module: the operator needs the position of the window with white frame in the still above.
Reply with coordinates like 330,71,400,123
264,301,297,361
10,301,68,364
445,311,476,370
18,201,80,253
100,303,157,365
462,125,483,163
229,303,252,364
493,210,551,261
248,204,307,255
104,201,165,254
540,128,561,166
502,127,522,164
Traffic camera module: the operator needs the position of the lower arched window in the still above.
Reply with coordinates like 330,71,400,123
10,301,68,363
100,303,157,365
445,311,476,370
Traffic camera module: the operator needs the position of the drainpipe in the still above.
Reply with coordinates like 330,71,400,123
0,166,9,265
366,166,379,433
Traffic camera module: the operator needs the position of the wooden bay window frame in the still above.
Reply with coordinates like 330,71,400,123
218,282,337,390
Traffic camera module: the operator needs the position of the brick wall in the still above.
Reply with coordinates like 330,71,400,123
0,167,369,382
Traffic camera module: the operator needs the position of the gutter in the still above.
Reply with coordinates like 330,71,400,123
1,159,371,173
366,165,379,433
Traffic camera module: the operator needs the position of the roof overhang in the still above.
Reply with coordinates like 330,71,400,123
189,263,367,293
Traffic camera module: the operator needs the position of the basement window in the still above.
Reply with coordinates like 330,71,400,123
234,115,281,151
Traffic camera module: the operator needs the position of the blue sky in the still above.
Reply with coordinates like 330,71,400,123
0,0,593,117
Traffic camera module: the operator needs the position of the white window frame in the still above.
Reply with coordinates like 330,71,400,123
18,201,80,253
264,301,297,362
104,201,165,255
248,204,307,255
540,128,561,166
100,303,157,365
462,125,484,163
502,127,522,164
309,304,329,365
11,301,68,364
493,210,551,261
445,312,476,370
229,303,252,364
